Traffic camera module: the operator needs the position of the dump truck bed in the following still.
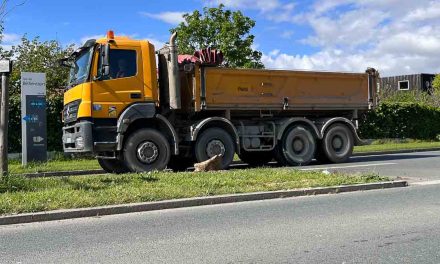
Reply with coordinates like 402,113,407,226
198,67,374,111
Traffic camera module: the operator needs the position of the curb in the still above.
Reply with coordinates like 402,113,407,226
353,147,440,157
0,180,408,226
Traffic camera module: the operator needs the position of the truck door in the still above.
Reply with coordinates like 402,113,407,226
91,46,144,119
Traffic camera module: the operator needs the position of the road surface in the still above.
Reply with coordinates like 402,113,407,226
1,186,440,263
232,150,440,182
1,151,440,263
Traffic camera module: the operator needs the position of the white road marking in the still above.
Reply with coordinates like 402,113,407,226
300,162,398,171
411,180,440,186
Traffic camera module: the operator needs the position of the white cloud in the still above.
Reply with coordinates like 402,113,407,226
262,48,440,77
146,38,165,48
207,0,281,12
1,33,21,51
404,1,440,22
280,30,294,39
2,33,20,44
140,11,186,25
261,0,440,76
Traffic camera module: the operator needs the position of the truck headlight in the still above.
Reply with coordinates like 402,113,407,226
75,137,85,149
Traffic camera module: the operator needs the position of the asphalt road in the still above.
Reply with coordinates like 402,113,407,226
303,150,440,182
1,151,440,263
232,150,440,182
1,183,440,263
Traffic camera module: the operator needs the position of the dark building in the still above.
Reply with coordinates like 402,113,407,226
380,73,436,93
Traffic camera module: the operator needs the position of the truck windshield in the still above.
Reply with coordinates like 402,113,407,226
67,47,94,88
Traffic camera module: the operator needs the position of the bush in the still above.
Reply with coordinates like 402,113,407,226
360,103,440,140
433,74,440,94
4,37,73,152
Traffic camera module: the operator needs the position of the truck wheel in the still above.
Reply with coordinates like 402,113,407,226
238,151,273,167
281,125,316,166
320,123,354,163
97,158,129,174
195,128,235,169
273,143,288,166
167,155,194,171
123,128,171,172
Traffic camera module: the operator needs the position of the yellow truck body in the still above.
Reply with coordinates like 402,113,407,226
198,67,372,110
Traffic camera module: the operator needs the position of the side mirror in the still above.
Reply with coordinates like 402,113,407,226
58,58,72,68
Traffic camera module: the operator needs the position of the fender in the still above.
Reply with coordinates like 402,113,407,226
276,118,321,140
190,117,240,153
116,103,156,133
156,114,179,155
115,103,179,154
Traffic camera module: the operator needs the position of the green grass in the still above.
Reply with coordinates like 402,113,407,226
0,168,388,216
354,139,440,153
8,139,440,174
9,159,100,174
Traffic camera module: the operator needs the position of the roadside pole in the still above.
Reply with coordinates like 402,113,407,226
0,60,11,177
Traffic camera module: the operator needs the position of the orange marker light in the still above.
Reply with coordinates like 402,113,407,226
107,30,115,40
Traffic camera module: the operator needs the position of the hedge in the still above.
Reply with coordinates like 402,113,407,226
360,103,440,140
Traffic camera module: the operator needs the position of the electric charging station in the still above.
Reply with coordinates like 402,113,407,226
21,72,47,165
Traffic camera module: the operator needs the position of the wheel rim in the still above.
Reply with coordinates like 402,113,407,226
332,136,344,151
292,138,305,154
206,139,225,158
330,132,348,156
137,141,159,164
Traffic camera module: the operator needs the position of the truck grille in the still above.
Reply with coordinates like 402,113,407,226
63,100,81,124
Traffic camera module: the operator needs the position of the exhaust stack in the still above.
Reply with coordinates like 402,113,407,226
168,32,181,110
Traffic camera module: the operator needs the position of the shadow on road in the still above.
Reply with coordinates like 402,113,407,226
349,153,439,163
227,153,440,170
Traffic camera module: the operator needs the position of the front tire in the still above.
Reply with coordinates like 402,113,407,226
123,128,171,172
97,158,129,174
195,128,235,170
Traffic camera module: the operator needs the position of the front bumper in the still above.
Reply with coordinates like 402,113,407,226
62,121,93,153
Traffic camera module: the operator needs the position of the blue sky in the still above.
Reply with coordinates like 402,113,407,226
3,0,440,76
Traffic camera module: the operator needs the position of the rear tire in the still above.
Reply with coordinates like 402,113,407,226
238,151,273,167
123,128,171,172
319,123,354,163
195,128,235,170
273,142,288,166
281,125,316,166
97,158,129,174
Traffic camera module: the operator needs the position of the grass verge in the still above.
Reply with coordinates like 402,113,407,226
9,159,101,174
0,169,388,216
354,139,440,153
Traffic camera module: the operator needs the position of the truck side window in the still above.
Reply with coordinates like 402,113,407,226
106,49,137,79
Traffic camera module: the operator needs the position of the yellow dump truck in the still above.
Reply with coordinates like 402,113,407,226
61,31,379,173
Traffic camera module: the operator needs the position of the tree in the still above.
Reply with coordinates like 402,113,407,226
433,74,440,94
5,36,74,152
171,4,264,69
